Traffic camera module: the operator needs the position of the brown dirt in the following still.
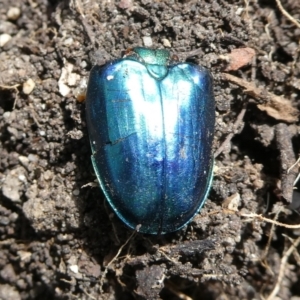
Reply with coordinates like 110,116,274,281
0,0,300,299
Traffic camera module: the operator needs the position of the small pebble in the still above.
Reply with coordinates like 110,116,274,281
69,265,79,274
18,156,29,168
0,216,10,225
67,73,79,86
3,112,11,121
63,37,73,46
72,189,80,196
7,7,21,21
28,154,39,163
142,36,153,47
23,78,35,95
43,170,53,181
162,38,171,48
0,34,12,47
235,7,244,15
74,78,87,102
59,82,70,97
18,174,26,182
9,213,18,222
17,251,32,262
80,60,87,69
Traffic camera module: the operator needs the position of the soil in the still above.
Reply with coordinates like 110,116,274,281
0,0,300,299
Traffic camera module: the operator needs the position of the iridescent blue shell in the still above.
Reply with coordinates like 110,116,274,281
86,47,215,234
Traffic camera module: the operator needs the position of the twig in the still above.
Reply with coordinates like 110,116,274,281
266,236,300,300
0,84,20,89
99,230,136,293
275,0,300,29
243,0,249,20
240,212,300,229
0,84,20,109
287,155,300,186
287,156,300,174
204,210,300,230
260,207,283,275
104,200,121,246
294,172,300,186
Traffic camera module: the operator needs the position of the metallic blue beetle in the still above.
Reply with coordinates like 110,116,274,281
86,47,215,234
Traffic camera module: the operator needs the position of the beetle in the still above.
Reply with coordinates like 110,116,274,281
85,47,215,234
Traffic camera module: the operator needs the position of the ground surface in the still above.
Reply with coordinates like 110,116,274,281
0,0,300,299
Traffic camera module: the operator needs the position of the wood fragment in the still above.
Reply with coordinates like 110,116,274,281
275,123,298,203
222,73,299,123
221,47,256,71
